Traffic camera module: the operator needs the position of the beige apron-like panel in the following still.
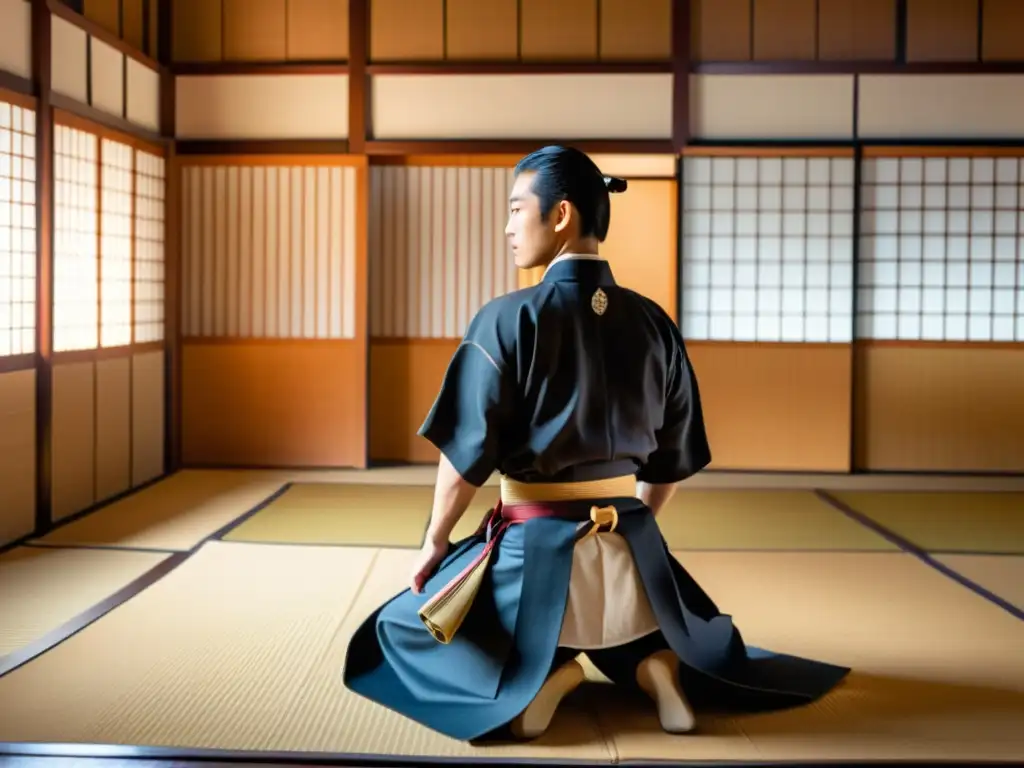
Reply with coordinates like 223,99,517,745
0,369,36,546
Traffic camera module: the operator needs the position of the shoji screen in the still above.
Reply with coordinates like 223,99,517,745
854,149,1024,472
679,149,855,472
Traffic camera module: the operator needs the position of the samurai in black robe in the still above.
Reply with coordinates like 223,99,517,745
343,145,850,742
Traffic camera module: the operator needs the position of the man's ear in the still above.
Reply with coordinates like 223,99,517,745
553,200,572,233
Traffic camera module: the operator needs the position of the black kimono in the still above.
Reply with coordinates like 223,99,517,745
342,257,850,741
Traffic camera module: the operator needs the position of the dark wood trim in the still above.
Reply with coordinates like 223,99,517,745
180,336,359,346
46,0,165,76
156,0,178,473
348,0,369,154
0,743,989,768
365,61,672,75
165,147,181,473
365,139,675,155
175,139,350,155
671,0,691,152
692,60,1024,75
895,0,908,64
32,0,54,538
51,342,165,366
0,353,35,374
172,61,349,76
50,94,166,148
0,69,34,97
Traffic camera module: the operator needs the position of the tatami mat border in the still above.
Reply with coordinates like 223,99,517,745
0,482,294,680
816,490,1024,623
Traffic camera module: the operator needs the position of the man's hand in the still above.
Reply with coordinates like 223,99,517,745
409,537,449,594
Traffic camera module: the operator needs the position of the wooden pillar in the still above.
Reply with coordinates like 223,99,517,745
32,0,54,534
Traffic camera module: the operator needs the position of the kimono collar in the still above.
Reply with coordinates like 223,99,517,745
541,254,617,286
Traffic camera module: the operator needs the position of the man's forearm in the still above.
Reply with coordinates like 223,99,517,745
636,480,679,516
424,453,479,546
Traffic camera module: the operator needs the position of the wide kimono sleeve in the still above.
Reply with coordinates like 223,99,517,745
635,333,712,485
417,323,516,487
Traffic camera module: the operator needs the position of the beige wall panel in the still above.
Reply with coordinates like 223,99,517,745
445,0,518,60
223,0,287,61
181,341,365,467
125,58,160,132
0,369,35,546
180,163,358,339
858,75,1024,138
287,0,349,60
589,154,677,178
689,74,855,139
818,0,896,60
51,361,95,522
691,0,751,60
132,350,164,486
175,75,349,139
690,343,852,472
123,0,145,52
89,37,125,118
855,346,1024,473
371,74,673,139
753,0,817,60
172,0,223,62
0,0,32,79
601,179,678,321
369,165,517,338
51,16,89,104
982,0,1024,61
95,357,131,503
906,0,978,62
520,0,597,60
600,0,671,60
369,339,459,462
370,0,443,61
84,0,119,36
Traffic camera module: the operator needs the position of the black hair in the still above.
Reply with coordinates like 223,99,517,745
513,145,628,242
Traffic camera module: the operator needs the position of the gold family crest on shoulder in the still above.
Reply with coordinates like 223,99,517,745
591,288,608,315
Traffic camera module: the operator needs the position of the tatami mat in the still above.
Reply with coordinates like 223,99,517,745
652,489,896,550
0,541,609,762
0,546,169,658
33,471,287,551
605,549,1024,762
1,541,1022,762
223,483,894,551
933,554,1024,610
831,491,1024,554
223,483,499,548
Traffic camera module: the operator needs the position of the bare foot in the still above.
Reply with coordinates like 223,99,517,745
510,658,586,740
635,650,696,733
